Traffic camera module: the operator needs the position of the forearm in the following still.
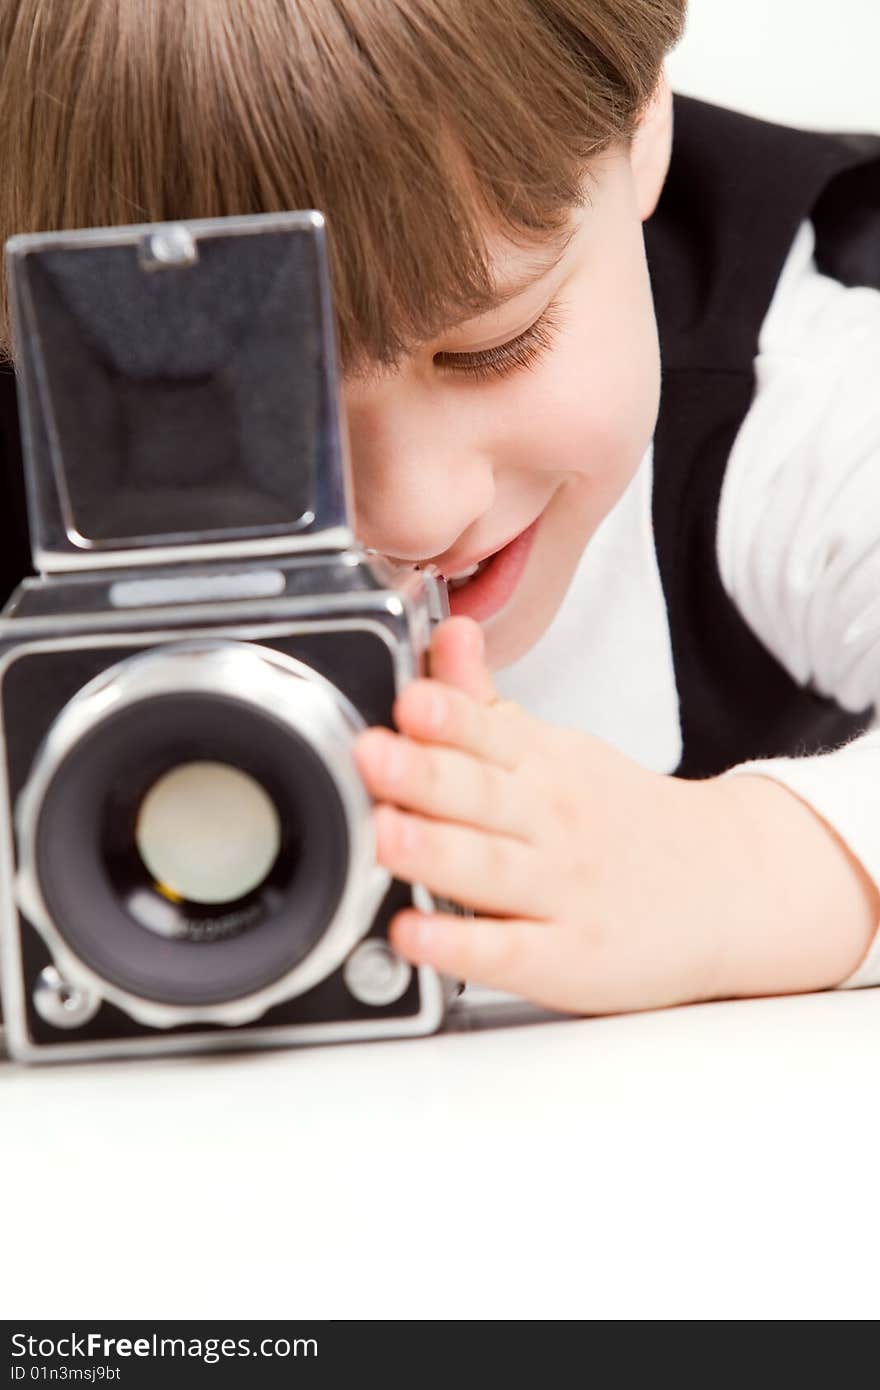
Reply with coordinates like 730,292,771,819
707,773,880,999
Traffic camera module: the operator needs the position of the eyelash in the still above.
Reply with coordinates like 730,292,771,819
433,299,566,382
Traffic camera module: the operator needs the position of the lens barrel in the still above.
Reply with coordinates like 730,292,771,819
15,641,386,1022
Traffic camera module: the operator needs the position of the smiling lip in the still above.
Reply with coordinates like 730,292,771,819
444,515,542,622
436,517,540,585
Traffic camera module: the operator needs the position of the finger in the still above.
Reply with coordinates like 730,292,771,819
427,616,496,704
374,804,547,919
392,677,531,772
389,909,572,1005
354,727,532,841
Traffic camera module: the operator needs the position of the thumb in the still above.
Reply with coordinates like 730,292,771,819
427,616,496,704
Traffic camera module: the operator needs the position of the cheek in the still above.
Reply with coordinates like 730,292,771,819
570,267,659,471
502,238,660,487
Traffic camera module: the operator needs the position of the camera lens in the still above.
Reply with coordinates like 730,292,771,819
135,760,282,907
16,642,381,1014
31,690,347,1004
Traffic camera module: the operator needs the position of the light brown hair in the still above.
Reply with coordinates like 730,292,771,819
0,0,686,369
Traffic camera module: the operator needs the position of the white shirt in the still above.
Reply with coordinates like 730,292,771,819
495,220,880,991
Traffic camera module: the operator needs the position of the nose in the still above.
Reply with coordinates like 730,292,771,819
342,385,495,562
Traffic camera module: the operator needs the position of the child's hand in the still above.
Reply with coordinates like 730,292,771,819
353,616,746,1016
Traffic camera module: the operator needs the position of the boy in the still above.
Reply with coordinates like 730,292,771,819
1,1,879,1015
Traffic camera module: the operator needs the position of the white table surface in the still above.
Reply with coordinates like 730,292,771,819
3,983,880,1321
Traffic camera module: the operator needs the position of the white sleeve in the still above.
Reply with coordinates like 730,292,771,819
715,219,880,990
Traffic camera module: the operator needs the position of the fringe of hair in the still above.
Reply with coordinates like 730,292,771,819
0,0,686,369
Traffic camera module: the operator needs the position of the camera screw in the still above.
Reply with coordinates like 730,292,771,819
343,939,412,1008
33,966,100,1029
139,224,199,271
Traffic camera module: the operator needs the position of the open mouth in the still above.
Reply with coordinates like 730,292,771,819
374,513,543,623
447,557,493,590
442,517,541,622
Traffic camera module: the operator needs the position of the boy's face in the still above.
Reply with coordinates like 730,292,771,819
343,141,662,671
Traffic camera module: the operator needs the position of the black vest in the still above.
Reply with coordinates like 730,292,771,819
1,95,878,780
645,94,880,779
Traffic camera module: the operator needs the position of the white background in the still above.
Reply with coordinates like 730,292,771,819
667,0,880,131
3,0,880,1325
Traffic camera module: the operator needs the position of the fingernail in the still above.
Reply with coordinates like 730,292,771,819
384,735,407,782
380,805,417,854
424,687,446,729
397,811,417,852
393,911,433,957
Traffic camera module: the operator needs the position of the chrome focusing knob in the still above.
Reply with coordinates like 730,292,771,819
343,939,412,1007
33,966,100,1029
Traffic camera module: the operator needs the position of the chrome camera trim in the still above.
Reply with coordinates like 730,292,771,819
13,638,391,1030
6,210,357,572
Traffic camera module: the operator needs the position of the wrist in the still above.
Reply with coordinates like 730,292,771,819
704,772,880,999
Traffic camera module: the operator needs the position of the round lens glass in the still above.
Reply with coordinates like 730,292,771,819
135,760,282,905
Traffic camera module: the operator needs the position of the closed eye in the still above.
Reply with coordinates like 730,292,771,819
433,299,566,382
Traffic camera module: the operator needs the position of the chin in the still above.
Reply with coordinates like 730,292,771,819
483,479,623,671
483,563,568,671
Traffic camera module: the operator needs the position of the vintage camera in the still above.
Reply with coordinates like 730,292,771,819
0,211,460,1064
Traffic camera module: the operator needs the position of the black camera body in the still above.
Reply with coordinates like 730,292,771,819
0,212,457,1063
